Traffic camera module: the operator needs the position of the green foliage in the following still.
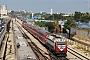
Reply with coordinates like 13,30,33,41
34,21,55,32
35,21,46,27
64,19,72,29
64,19,77,29
45,22,55,32
74,11,81,20
45,13,62,20
53,14,62,20
66,16,72,20
9,11,90,23
74,11,90,22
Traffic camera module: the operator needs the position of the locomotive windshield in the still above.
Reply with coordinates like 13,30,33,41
58,42,65,45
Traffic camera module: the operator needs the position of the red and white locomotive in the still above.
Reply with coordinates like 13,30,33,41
46,34,67,57
22,21,67,57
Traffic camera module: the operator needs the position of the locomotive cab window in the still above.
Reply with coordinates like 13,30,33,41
58,42,65,45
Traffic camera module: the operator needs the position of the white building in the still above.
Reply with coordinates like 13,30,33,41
0,5,8,15
32,12,34,19
50,8,53,15
23,10,27,13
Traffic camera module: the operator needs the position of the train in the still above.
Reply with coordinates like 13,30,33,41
0,18,10,49
22,20,67,57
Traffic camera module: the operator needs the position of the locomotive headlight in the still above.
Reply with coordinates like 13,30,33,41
58,45,66,49
62,45,66,48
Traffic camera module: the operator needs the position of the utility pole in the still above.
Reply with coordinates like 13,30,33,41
12,4,14,11
88,0,90,13
88,0,90,25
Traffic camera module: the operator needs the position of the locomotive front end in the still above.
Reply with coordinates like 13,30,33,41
55,41,67,57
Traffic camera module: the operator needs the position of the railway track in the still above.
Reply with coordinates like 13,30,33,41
16,21,50,60
68,47,90,60
16,20,69,60
16,19,90,60
0,19,11,60
0,34,8,60
1,19,90,60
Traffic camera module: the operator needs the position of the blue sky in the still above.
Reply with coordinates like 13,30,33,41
0,0,89,13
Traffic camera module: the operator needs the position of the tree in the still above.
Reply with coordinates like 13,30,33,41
82,12,90,22
64,19,77,29
74,11,90,22
74,11,82,21
45,22,55,32
64,20,72,29
35,21,46,27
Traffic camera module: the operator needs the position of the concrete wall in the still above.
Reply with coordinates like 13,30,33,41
70,27,90,39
